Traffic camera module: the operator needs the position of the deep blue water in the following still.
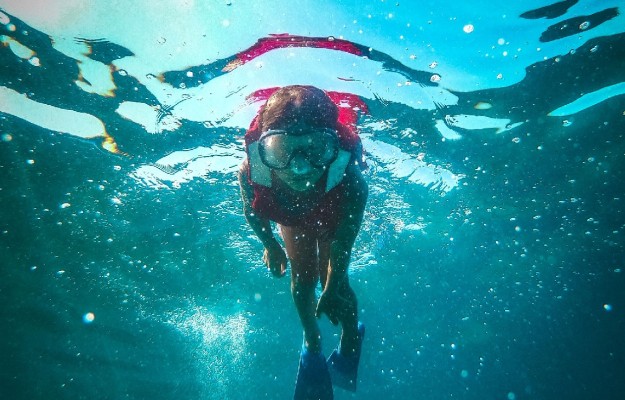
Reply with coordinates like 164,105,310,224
1,2,625,399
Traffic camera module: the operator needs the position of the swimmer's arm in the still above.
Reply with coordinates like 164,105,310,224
238,162,281,250
325,163,368,291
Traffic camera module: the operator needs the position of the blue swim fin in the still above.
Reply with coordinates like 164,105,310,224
327,322,365,392
293,346,333,400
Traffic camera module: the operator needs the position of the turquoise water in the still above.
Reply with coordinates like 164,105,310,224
1,1,624,399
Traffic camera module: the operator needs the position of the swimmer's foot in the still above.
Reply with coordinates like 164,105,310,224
327,322,365,392
294,345,333,400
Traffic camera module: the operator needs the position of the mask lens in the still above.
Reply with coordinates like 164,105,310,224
259,133,291,169
258,129,339,169
306,133,338,167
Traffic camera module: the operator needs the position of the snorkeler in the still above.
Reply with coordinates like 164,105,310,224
238,85,367,399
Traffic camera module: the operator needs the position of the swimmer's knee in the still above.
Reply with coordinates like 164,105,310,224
290,261,319,286
338,280,357,302
291,274,317,296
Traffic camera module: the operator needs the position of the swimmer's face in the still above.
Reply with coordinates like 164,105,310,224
259,86,340,192
270,125,329,192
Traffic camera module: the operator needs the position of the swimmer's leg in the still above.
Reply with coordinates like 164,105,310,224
336,277,359,356
318,231,360,356
280,225,322,353
282,225,333,399
318,234,363,392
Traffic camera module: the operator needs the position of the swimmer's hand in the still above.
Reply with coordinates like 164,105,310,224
263,242,287,278
316,289,351,325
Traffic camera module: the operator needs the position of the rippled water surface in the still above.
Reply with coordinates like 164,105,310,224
1,1,624,399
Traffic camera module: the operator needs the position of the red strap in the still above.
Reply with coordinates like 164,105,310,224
232,34,364,67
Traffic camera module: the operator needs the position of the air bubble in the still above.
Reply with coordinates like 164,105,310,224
83,312,95,323
579,21,590,30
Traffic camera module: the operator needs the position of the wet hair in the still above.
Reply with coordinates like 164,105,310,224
259,85,339,132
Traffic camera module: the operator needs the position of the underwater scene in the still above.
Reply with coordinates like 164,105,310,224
1,1,624,399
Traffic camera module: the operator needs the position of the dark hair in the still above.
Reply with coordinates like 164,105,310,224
259,85,338,132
